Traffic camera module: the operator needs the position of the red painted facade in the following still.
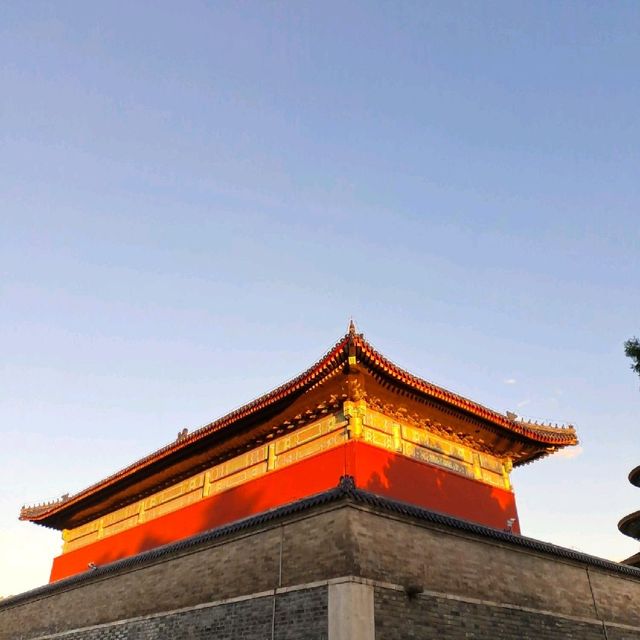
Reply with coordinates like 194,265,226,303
50,441,519,582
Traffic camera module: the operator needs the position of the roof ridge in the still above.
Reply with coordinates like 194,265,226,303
352,334,577,443
21,332,353,520
21,328,578,524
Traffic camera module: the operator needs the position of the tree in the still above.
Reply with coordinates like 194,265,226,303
625,337,640,379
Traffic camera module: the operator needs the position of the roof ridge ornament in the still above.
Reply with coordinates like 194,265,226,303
346,318,359,362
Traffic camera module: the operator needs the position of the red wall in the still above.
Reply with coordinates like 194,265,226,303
50,441,519,582
349,442,520,532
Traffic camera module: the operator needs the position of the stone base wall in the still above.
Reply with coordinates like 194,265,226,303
348,507,640,629
374,585,640,640
0,508,352,639
3,497,640,640
26,588,328,640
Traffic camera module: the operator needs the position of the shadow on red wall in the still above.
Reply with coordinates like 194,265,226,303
355,444,520,533
50,441,520,582
49,446,349,581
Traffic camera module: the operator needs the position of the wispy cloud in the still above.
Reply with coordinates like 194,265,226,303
503,378,517,385
553,445,583,460
516,398,530,408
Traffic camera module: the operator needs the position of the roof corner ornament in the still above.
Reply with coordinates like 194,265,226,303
346,318,360,365
338,474,357,494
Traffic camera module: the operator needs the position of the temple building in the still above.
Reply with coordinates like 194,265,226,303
619,465,640,567
21,323,578,583
8,325,640,639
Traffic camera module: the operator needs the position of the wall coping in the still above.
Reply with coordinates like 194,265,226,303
3,475,639,610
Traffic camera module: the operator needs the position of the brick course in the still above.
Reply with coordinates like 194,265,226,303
15,588,327,640
374,587,613,640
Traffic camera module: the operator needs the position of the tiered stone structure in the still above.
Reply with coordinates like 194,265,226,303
619,465,640,567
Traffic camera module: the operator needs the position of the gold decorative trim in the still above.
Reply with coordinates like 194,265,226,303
62,412,347,553
208,462,268,496
402,441,474,478
362,407,512,491
61,403,514,554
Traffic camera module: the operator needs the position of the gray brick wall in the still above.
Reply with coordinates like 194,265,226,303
3,502,640,640
0,507,349,640
11,588,327,640
348,507,640,628
274,588,328,640
374,587,639,640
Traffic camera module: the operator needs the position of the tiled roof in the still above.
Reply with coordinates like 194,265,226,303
629,465,640,488
618,465,640,541
623,551,640,568
21,326,578,523
353,330,576,444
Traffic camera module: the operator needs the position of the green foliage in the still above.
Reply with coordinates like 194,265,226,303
625,337,640,378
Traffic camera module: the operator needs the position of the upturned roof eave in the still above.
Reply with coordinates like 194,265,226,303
619,510,640,540
21,329,578,526
629,465,640,488
353,335,577,447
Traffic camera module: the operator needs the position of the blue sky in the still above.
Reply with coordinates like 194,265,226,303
1,1,639,595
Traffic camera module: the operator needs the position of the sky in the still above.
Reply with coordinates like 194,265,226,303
1,1,639,596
